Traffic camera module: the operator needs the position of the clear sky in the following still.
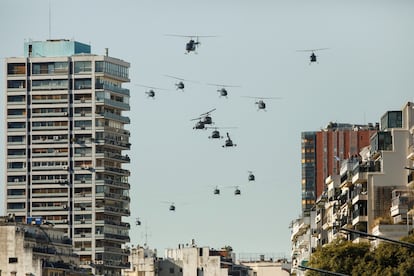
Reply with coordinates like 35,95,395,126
1,0,414,257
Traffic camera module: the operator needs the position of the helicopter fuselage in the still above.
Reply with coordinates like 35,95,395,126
193,121,205,129
176,82,185,90
186,39,199,52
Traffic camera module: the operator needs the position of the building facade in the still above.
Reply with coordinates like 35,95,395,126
301,123,377,216
4,39,131,275
291,102,414,275
0,215,90,275
124,241,251,276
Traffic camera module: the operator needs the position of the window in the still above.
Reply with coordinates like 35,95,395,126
74,61,92,73
8,63,26,75
9,257,18,263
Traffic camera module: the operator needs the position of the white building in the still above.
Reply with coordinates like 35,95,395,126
4,39,131,276
124,245,158,276
0,216,89,275
239,255,290,276
124,241,252,276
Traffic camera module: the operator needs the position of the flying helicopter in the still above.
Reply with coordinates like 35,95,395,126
242,96,282,111
164,75,199,91
191,108,216,129
161,201,176,211
213,186,221,195
206,126,237,139
296,48,329,64
135,217,142,226
135,84,170,99
207,83,241,98
229,186,241,196
248,171,255,182
165,34,217,54
222,132,237,148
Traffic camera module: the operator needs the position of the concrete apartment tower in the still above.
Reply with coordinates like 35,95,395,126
4,39,131,276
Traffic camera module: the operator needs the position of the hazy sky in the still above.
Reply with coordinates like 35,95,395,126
1,0,414,257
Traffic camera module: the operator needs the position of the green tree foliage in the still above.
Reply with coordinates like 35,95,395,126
306,234,414,276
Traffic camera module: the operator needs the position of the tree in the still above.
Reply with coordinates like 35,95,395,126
306,234,414,276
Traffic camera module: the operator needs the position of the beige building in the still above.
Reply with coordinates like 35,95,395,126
124,241,252,276
239,255,290,276
4,39,131,276
0,215,90,275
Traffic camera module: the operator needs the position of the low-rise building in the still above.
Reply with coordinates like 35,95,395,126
124,240,252,276
0,215,90,275
239,254,290,276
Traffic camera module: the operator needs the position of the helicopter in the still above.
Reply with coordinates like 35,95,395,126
248,171,255,182
229,186,241,196
135,217,142,226
207,83,241,98
135,84,169,99
296,48,329,64
242,96,282,111
191,108,216,129
192,120,206,130
165,34,217,54
164,75,199,91
161,201,176,211
206,126,237,139
222,132,237,148
213,186,221,195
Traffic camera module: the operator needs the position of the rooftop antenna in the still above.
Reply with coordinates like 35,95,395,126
141,223,151,246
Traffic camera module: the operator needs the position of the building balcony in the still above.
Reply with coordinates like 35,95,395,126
340,173,353,188
96,179,130,189
31,98,68,104
96,192,130,203
96,98,130,111
102,111,130,124
352,171,368,184
95,152,130,163
352,193,368,205
100,233,130,243
99,206,130,216
408,173,414,188
352,215,368,226
407,145,414,160
391,203,408,217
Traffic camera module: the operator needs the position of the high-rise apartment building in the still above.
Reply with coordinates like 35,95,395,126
4,39,131,276
301,122,377,215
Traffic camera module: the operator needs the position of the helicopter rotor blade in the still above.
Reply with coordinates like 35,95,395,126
164,74,200,84
242,96,282,100
207,83,241,88
135,84,170,91
200,108,216,116
296,48,329,52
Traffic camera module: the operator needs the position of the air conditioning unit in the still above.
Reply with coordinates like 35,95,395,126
63,112,68,116
62,219,68,223
96,260,103,264
81,178,86,183
14,178,20,182
53,136,59,141
62,166,68,170
62,205,68,209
